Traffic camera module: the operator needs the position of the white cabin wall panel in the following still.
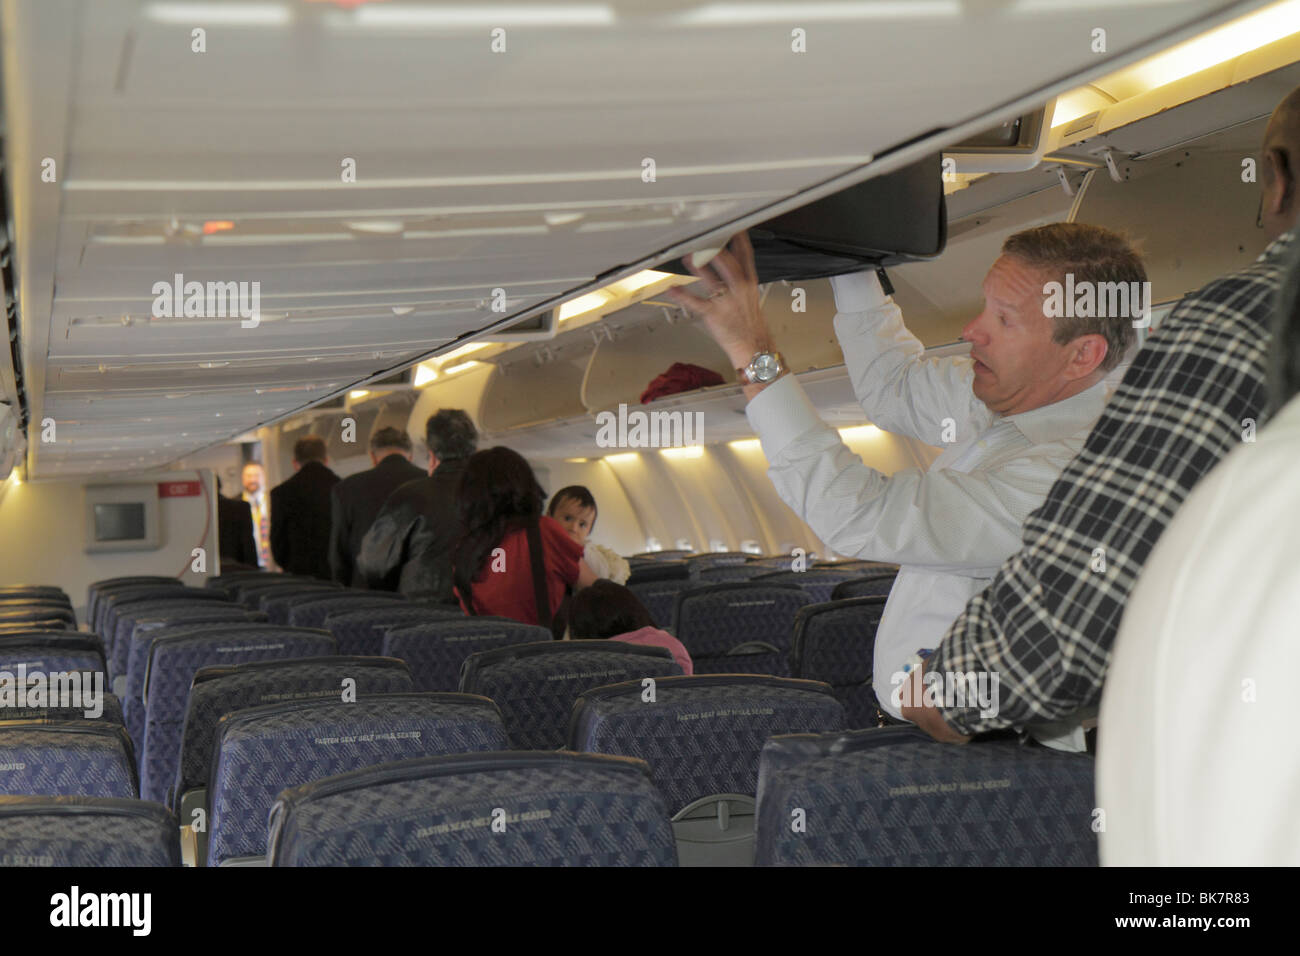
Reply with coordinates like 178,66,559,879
0,470,217,617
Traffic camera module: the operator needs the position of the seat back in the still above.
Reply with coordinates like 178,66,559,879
570,674,845,814
123,615,267,747
459,641,683,749
625,560,690,587
752,569,862,604
87,576,182,632
209,693,506,865
754,726,1099,866
0,586,70,603
631,550,693,560
109,598,242,679
267,751,677,867
0,723,137,798
697,565,768,584
830,571,899,600
627,578,694,631
97,585,216,639
138,626,336,803
323,605,466,656
0,605,76,630
174,656,414,808
673,583,812,676
287,593,407,629
685,552,751,572
382,618,551,692
258,586,345,624
0,796,179,867
790,597,889,728
0,693,124,726
0,633,106,676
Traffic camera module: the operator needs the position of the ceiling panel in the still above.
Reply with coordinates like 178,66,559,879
4,0,1269,477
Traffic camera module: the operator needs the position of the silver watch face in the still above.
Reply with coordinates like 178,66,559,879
750,352,781,382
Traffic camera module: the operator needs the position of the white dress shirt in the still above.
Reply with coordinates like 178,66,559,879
745,271,1112,722
1098,392,1300,866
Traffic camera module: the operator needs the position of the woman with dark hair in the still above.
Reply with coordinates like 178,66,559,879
567,580,693,675
452,447,597,626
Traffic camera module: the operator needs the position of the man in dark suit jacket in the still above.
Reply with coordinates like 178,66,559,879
216,476,260,569
328,426,426,586
270,435,341,580
357,409,478,603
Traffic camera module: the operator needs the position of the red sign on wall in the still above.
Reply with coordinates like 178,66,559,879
158,480,202,498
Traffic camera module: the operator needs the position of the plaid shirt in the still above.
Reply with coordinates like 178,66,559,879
930,230,1296,735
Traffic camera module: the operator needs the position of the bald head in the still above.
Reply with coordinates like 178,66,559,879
1261,86,1300,240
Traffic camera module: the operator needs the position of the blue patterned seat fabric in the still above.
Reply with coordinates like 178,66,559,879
0,723,137,798
382,618,551,692
208,692,506,864
627,579,694,631
124,619,267,753
138,626,336,804
0,796,179,867
751,570,863,605
0,634,106,676
108,600,245,678
830,572,899,601
685,552,751,572
790,597,889,729
323,606,465,656
87,578,184,635
673,584,812,676
267,751,678,867
460,641,683,750
232,580,323,611
287,593,408,629
755,726,1099,866
172,656,414,805
569,675,845,815
697,565,768,583
99,587,226,647
259,587,342,624
0,693,124,726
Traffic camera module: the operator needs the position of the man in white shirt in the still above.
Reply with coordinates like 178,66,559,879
241,461,271,569
1098,240,1300,865
668,225,1144,734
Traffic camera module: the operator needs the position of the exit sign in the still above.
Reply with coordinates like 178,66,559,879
158,480,202,498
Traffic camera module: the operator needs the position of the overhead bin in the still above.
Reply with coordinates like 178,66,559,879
656,153,947,282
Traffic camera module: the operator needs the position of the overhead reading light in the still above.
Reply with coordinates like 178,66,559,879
1051,0,1300,128
202,221,235,235
349,390,370,400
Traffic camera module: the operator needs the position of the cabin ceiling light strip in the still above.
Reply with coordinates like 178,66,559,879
413,363,438,387
677,1,960,24
839,425,883,441
145,3,291,24
442,360,483,376
728,438,762,451
331,4,616,28
1050,0,1300,128
660,445,704,460
603,452,638,464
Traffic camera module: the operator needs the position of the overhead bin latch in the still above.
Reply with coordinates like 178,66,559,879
1099,148,1125,183
1055,166,1075,197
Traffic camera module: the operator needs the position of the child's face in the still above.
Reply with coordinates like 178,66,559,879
553,497,596,546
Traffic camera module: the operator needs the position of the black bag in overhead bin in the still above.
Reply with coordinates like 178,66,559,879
658,152,947,282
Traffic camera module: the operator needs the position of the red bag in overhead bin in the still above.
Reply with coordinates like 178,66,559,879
640,362,725,404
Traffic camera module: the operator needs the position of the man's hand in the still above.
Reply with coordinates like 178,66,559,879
900,660,973,744
666,232,775,385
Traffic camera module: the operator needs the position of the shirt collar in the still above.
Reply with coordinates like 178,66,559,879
1001,377,1113,446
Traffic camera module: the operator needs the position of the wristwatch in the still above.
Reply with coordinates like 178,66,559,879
739,350,786,385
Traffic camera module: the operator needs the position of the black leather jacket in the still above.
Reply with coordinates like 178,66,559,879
355,458,467,604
